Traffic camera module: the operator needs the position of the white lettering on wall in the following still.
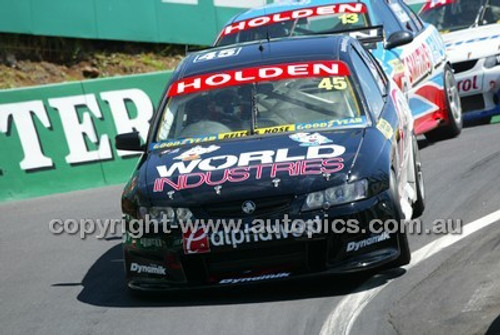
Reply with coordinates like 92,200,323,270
49,94,112,164
0,100,54,170
101,89,153,157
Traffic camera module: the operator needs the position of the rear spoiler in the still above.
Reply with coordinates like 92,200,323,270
187,25,385,55
315,25,385,48
346,25,385,45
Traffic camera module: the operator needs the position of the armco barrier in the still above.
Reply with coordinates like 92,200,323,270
0,71,172,202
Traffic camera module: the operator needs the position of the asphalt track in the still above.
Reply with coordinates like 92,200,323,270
1,123,499,335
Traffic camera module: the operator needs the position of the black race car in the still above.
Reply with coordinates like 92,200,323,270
116,35,425,291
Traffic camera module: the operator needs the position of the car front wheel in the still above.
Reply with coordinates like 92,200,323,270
426,64,463,141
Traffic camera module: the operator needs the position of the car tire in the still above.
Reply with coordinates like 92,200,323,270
411,135,425,219
387,169,411,268
393,228,411,267
425,64,463,142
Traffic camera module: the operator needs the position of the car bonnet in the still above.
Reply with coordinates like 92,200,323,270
143,128,366,206
443,24,500,62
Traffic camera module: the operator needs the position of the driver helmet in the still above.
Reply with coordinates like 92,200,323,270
214,90,240,115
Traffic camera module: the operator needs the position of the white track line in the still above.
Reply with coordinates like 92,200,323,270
320,209,500,335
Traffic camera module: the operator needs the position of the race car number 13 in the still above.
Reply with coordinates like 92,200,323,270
340,13,359,24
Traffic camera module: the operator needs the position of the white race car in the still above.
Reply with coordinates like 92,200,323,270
420,0,500,124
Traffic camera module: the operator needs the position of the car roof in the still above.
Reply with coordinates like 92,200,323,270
176,35,352,80
229,0,373,24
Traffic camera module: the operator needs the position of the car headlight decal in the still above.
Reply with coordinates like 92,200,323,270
305,191,325,210
484,54,500,69
138,206,187,221
176,208,194,221
302,179,368,211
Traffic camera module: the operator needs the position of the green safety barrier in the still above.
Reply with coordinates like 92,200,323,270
0,0,274,46
406,1,426,13
0,71,172,202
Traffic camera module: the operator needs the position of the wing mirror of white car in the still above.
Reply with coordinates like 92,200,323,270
385,31,414,50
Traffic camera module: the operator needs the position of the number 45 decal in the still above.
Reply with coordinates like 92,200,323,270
318,77,348,90
194,48,242,63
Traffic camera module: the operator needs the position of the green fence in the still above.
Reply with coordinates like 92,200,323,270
0,71,172,202
0,0,275,46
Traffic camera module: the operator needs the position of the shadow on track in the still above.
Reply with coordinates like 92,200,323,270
417,137,432,150
58,244,405,308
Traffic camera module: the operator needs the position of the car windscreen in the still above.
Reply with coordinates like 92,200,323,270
420,0,483,33
216,3,370,46
152,61,365,149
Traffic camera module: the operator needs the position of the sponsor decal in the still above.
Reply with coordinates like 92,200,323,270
174,145,221,161
346,232,391,252
457,76,481,94
392,89,411,123
183,220,322,254
377,119,394,140
391,89,408,162
183,228,211,254
388,59,405,76
255,124,295,135
289,132,333,147
152,135,218,150
153,145,346,192
402,43,433,85
296,117,365,131
219,3,366,37
166,61,350,97
219,130,250,140
151,119,363,150
130,262,167,275
126,234,165,249
138,238,164,249
385,58,406,90
219,272,291,284
425,31,446,66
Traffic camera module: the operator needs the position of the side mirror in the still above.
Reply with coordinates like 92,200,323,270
385,31,414,50
115,132,145,151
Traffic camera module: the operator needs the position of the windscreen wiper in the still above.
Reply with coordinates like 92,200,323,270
250,83,259,134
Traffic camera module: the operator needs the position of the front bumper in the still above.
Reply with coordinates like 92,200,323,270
453,58,500,120
123,189,405,291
